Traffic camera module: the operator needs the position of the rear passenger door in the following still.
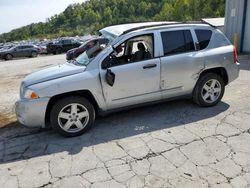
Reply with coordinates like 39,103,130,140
159,29,205,98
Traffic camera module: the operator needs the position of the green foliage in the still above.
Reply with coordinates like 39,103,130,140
0,0,225,43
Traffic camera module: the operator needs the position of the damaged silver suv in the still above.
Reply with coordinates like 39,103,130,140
15,22,240,136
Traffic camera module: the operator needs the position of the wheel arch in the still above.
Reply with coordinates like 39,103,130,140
5,53,13,60
199,67,229,85
45,90,100,127
31,50,38,56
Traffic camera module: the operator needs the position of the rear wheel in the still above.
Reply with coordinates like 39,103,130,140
31,51,38,57
50,96,95,137
5,54,13,60
193,73,225,107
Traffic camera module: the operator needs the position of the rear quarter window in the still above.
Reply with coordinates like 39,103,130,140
209,32,231,48
195,29,212,50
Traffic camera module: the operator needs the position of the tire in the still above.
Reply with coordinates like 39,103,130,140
193,73,225,107
50,96,95,137
56,48,63,54
5,54,13,60
31,51,38,57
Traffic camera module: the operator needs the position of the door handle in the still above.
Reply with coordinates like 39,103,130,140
143,64,157,69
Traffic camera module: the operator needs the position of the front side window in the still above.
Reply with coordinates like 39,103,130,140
161,30,195,56
195,29,212,50
102,34,154,68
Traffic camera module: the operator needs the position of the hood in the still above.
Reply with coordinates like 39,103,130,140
23,62,86,87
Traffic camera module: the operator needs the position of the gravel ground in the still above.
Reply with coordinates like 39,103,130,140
0,55,250,188
0,55,65,128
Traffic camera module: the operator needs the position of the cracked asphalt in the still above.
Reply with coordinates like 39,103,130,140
0,55,250,188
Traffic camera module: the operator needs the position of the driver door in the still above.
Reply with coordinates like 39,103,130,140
100,34,161,110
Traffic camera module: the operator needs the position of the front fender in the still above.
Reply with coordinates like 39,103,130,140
28,70,106,110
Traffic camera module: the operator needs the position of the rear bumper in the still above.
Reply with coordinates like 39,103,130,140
15,97,50,128
227,62,240,83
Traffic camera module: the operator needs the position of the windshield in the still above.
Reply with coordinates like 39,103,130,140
74,45,102,66
74,51,90,66
100,31,117,44
74,37,110,66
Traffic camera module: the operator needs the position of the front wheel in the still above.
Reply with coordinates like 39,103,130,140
50,96,95,137
193,73,225,107
5,54,13,60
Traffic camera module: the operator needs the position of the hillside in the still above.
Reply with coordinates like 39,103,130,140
0,0,225,42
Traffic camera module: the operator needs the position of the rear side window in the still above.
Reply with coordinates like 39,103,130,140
161,30,195,56
195,29,212,50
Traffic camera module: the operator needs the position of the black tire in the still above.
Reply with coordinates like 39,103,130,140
56,48,63,54
31,51,38,57
193,73,225,107
5,54,13,60
50,96,95,137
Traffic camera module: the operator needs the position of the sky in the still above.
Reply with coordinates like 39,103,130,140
0,0,85,34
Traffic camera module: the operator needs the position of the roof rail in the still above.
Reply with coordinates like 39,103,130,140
122,22,180,35
121,20,216,35
182,20,217,28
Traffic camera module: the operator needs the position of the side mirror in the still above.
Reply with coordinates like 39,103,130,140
106,69,115,87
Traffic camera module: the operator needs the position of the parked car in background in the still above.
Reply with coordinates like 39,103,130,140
0,45,13,51
47,38,82,55
66,37,109,60
0,45,39,60
37,45,47,54
16,22,239,137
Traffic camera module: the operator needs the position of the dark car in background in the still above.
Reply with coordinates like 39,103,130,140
66,37,109,60
0,45,39,60
47,38,82,55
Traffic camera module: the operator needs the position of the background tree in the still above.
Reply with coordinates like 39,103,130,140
0,0,225,43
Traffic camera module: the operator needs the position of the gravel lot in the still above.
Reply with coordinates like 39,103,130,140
0,55,250,188
0,55,65,128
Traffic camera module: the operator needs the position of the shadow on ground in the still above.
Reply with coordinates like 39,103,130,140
0,99,229,164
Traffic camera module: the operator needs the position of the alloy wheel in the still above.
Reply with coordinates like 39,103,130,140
58,103,89,133
201,79,222,103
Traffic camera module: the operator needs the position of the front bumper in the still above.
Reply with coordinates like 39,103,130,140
15,97,50,128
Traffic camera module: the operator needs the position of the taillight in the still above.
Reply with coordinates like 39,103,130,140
233,46,237,64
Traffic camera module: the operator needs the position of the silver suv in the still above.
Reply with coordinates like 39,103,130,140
15,22,240,136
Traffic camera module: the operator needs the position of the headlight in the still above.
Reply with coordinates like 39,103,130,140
23,89,39,99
